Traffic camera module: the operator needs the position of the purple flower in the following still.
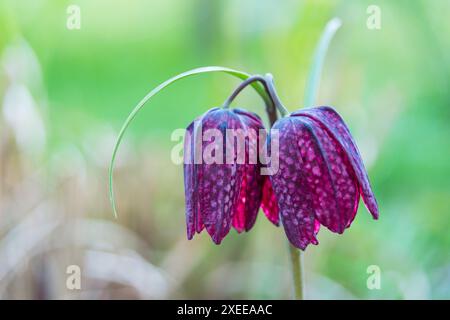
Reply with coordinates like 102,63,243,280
183,105,378,249
184,108,278,244
269,106,378,250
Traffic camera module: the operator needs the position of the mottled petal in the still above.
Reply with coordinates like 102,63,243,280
260,177,279,226
293,106,378,219
259,128,280,226
232,109,278,232
200,162,242,243
311,220,321,245
229,109,262,232
183,122,203,239
232,164,264,232
200,109,244,243
269,118,317,250
293,116,360,231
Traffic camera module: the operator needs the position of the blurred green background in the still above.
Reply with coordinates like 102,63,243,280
0,0,449,299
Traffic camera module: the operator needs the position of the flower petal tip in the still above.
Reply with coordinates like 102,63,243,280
212,236,223,245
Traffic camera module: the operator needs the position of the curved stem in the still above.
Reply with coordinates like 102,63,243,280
264,74,290,117
288,243,304,299
222,75,267,108
223,73,289,119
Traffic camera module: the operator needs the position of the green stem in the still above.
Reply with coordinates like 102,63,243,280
222,75,267,108
223,73,289,119
288,243,304,299
264,73,289,117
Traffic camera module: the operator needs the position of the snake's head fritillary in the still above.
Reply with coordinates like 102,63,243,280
269,106,378,250
183,108,278,244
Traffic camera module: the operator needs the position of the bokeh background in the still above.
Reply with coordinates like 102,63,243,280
0,0,449,299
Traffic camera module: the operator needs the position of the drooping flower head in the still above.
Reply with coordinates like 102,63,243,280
184,107,278,244
268,106,378,249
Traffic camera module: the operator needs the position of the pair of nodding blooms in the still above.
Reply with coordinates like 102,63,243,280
183,83,378,250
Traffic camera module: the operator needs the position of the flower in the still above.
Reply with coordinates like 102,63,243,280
183,107,278,244
268,106,378,250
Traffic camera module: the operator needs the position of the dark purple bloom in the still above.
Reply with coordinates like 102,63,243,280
269,106,378,250
184,108,278,244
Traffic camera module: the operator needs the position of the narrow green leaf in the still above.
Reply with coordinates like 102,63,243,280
304,18,342,107
109,66,271,218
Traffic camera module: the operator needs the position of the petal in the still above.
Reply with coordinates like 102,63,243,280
231,109,271,232
198,109,244,244
259,125,280,226
269,118,317,250
311,220,321,245
296,116,360,231
284,117,344,233
200,162,243,243
232,163,264,232
293,106,378,219
260,177,279,226
183,107,222,238
183,122,204,239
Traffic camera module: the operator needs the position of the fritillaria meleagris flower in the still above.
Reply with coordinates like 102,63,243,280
269,106,378,250
184,107,278,244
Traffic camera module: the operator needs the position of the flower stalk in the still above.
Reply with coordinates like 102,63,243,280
289,243,304,299
264,73,289,117
222,74,289,118
222,75,267,108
